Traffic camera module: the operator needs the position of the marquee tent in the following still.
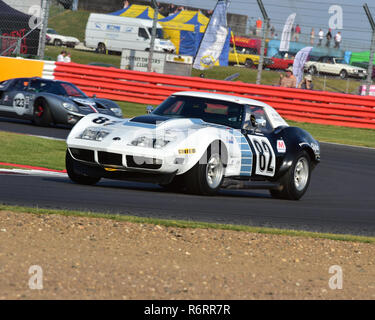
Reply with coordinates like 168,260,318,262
110,5,230,66
0,0,40,56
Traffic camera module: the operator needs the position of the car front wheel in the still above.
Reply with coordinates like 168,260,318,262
66,150,101,185
270,151,311,200
33,99,52,126
184,144,225,196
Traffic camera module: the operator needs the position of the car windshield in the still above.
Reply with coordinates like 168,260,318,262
335,58,346,64
153,96,244,129
47,29,58,35
28,80,87,97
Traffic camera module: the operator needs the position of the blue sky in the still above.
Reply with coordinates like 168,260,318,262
159,0,375,52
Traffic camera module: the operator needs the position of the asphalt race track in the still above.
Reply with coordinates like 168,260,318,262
1,118,375,236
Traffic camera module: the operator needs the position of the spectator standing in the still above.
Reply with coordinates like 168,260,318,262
57,50,66,62
298,74,314,90
326,28,332,47
294,24,301,41
123,0,129,9
256,18,262,37
334,32,342,48
318,29,324,46
291,25,295,41
64,53,71,63
279,66,297,88
310,28,315,45
270,24,275,38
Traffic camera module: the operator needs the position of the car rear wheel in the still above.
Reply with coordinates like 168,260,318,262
66,150,101,185
270,151,311,200
184,143,225,196
339,69,348,79
245,59,254,68
33,99,52,127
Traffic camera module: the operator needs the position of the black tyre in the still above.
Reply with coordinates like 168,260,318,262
184,143,225,196
245,59,254,68
309,66,317,75
159,175,186,192
65,150,101,185
33,99,53,127
97,43,106,54
53,39,62,46
339,69,348,79
270,151,311,200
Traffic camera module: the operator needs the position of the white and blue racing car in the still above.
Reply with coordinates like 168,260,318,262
66,91,320,200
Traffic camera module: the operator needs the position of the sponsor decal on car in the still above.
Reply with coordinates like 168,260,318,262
277,139,286,153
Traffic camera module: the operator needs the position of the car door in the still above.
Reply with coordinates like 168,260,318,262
240,106,277,178
0,78,33,118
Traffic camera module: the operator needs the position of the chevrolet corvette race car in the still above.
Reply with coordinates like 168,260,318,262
0,77,123,126
66,92,320,200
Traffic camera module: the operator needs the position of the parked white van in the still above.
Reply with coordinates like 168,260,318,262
85,13,175,54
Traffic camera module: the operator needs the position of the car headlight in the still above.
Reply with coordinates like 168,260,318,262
80,127,111,141
130,136,171,149
110,107,123,117
62,102,78,112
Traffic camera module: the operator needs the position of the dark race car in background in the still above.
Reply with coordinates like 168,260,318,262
0,77,123,126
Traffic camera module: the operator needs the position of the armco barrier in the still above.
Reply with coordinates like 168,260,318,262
53,62,375,129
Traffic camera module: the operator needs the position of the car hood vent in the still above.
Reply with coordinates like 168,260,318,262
130,115,171,125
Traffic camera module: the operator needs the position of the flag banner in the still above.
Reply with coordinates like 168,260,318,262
193,0,229,70
279,13,296,53
293,46,313,87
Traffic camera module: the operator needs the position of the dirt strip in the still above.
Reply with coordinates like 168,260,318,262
0,210,374,300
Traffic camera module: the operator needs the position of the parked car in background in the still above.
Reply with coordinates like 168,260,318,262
305,56,367,79
46,28,80,48
351,61,375,79
265,52,294,70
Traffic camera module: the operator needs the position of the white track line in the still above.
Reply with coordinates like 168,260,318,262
0,168,67,178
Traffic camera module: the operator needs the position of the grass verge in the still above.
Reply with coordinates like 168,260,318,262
1,204,374,244
0,131,66,171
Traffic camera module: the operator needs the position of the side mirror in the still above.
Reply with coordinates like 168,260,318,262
92,94,97,98
146,105,154,114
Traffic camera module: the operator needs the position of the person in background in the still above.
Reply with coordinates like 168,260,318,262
326,28,332,47
310,28,315,45
64,52,71,63
279,66,296,88
256,18,262,36
123,0,129,9
334,31,342,49
318,29,324,46
57,50,66,62
294,24,301,41
298,74,314,90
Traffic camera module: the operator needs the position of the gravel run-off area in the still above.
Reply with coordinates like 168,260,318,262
0,210,374,300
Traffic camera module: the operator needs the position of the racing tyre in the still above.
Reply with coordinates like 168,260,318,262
184,143,225,196
245,59,254,68
270,150,311,200
65,150,101,185
33,99,52,127
339,69,348,79
53,39,62,46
